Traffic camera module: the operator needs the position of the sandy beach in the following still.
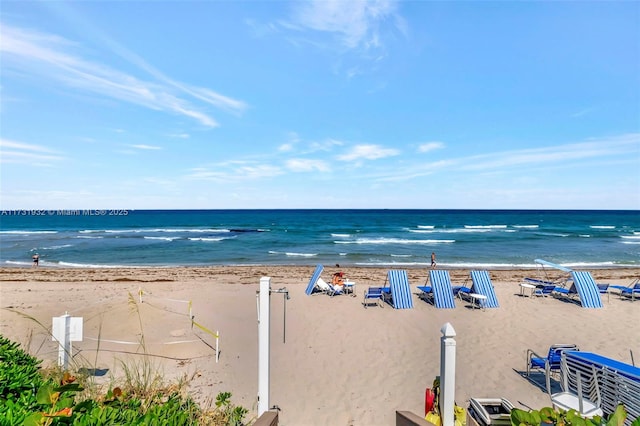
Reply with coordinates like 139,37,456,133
1,266,638,426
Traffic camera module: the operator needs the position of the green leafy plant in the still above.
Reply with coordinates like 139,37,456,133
1,299,252,425
510,403,639,426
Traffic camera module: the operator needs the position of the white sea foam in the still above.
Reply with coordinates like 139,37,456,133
535,232,570,237
0,230,57,234
188,237,232,242
512,225,539,228
464,225,507,229
331,233,351,238
579,234,592,238
76,236,103,239
417,225,435,229
390,254,412,257
621,235,640,239
144,236,179,241
57,261,141,268
336,238,455,244
285,252,317,257
4,260,31,266
100,228,231,234
410,226,513,234
42,244,73,250
590,225,615,229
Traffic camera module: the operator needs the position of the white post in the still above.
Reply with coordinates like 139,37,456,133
216,330,219,363
55,313,71,369
258,277,271,417
440,323,457,426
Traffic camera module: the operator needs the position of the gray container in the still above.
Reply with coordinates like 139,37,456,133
468,398,514,426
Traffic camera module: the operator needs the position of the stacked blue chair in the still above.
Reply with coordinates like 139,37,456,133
562,351,640,425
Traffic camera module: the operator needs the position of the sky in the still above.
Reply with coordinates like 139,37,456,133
1,1,639,210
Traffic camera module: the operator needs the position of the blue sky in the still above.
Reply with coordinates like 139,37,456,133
1,1,639,210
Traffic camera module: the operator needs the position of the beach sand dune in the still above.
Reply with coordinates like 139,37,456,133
1,266,638,426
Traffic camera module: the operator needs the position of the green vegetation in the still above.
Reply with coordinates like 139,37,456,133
510,403,640,426
0,331,249,425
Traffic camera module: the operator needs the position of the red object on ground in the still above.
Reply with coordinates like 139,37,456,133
425,388,435,415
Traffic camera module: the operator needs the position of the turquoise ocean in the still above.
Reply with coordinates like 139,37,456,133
0,210,638,269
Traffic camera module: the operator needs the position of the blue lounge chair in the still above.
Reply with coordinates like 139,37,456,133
383,270,414,309
322,277,345,297
526,343,579,379
417,270,456,309
596,283,610,302
363,286,384,308
470,270,499,308
524,277,564,287
610,278,640,301
533,284,563,298
304,264,324,295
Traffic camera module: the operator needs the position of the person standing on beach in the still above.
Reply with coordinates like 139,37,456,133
32,253,39,267
431,252,436,269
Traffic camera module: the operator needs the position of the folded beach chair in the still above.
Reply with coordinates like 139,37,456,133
304,264,325,295
567,271,604,308
610,278,640,301
382,270,414,309
469,270,499,308
417,270,456,309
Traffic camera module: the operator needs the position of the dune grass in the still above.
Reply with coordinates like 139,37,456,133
1,293,250,425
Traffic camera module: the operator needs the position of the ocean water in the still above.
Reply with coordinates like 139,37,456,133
0,209,638,269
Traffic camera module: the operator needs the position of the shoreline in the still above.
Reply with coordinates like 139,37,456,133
2,265,639,283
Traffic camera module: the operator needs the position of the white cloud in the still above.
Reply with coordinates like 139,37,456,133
418,141,445,153
368,133,640,183
279,131,302,152
130,144,162,150
0,138,65,164
309,138,344,152
460,133,640,172
286,158,330,172
279,143,294,152
291,0,399,50
337,144,400,161
185,162,284,182
0,22,246,128
169,133,190,139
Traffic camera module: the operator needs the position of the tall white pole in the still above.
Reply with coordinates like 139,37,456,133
57,313,71,369
258,277,271,417
440,323,457,426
